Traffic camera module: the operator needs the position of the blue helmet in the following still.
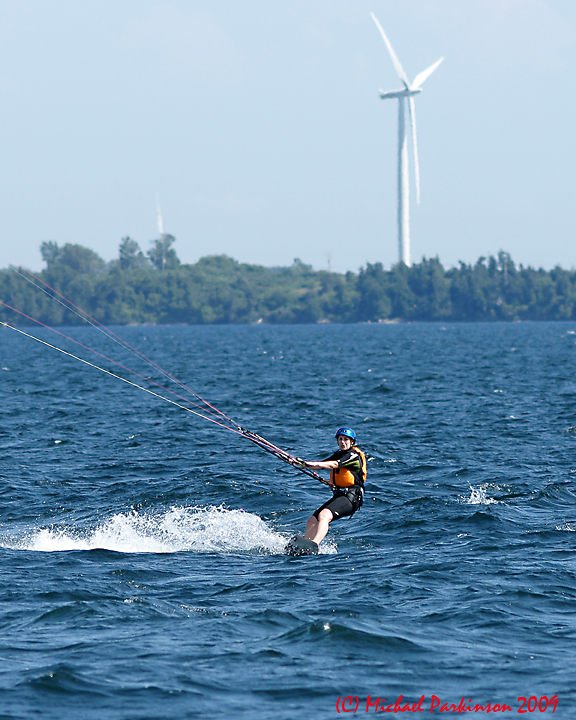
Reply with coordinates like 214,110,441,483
335,427,356,442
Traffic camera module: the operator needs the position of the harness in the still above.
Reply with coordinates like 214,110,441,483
330,446,367,513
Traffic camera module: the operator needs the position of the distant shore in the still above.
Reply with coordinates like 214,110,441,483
2,241,575,325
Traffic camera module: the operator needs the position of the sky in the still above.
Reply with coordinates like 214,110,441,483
0,0,575,274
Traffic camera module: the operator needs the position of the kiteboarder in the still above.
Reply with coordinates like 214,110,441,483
291,427,367,548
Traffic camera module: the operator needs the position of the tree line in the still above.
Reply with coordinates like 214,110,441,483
1,237,576,325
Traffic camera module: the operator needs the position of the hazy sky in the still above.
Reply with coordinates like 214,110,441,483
1,0,575,273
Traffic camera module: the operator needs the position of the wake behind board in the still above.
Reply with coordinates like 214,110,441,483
285,535,318,557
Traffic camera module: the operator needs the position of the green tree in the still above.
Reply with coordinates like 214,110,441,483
357,263,391,321
387,263,417,319
40,241,61,267
119,237,148,270
407,257,451,319
42,242,105,275
148,234,180,270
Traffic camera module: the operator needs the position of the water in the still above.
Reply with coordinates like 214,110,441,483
1,322,576,719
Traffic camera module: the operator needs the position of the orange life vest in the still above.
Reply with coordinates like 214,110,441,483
330,446,367,488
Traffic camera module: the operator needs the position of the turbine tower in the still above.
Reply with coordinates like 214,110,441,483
371,12,443,266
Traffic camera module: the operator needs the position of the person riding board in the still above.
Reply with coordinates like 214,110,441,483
292,427,367,547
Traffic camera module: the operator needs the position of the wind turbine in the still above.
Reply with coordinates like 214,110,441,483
156,195,165,237
371,12,443,266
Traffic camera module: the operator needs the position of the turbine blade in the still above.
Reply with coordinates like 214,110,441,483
412,57,444,89
408,96,420,204
370,12,410,89
156,195,164,236
379,88,407,99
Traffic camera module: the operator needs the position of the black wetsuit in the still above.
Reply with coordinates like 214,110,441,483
312,447,365,521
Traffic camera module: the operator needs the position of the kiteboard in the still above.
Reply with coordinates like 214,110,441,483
285,535,318,557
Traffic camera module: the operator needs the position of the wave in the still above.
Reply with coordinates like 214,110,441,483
555,522,576,532
460,485,499,505
0,506,297,555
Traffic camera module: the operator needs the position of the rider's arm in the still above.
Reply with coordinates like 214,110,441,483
302,459,338,470
306,449,361,472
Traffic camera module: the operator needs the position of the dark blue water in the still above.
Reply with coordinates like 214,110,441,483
1,322,576,719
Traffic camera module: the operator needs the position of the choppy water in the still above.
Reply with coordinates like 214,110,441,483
1,322,576,719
